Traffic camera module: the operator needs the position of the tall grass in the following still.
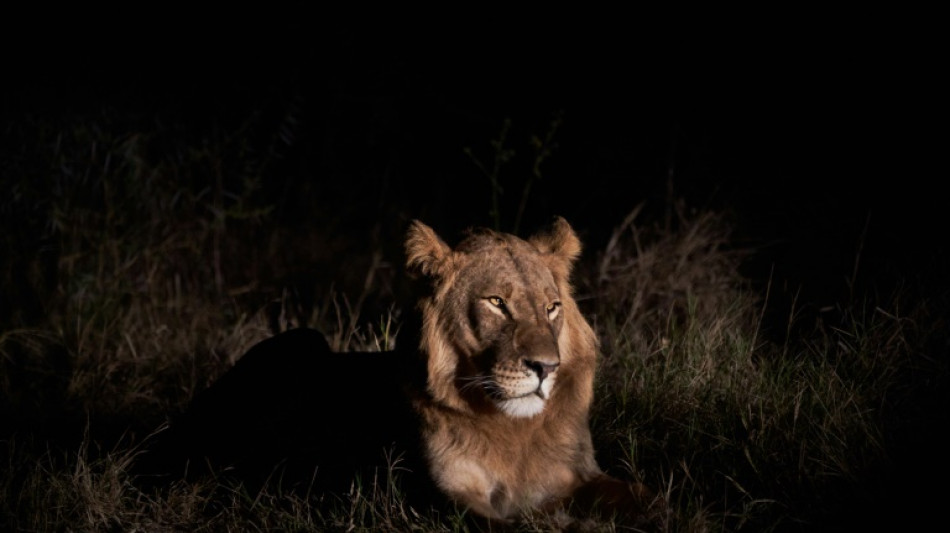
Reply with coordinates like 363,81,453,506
2,111,946,531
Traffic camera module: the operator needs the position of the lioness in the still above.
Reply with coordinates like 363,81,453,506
145,217,656,525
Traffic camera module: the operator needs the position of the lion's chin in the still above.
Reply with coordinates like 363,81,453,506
497,394,546,418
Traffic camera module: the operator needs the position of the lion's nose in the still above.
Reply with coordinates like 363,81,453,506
524,359,559,381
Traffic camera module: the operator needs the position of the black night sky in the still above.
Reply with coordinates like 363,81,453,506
4,13,946,312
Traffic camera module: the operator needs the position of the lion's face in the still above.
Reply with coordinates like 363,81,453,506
446,241,565,417
406,218,591,419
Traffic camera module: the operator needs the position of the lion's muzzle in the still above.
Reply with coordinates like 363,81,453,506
489,322,562,417
516,323,560,378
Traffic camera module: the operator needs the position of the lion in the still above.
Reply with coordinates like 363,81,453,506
404,217,658,521
140,217,658,525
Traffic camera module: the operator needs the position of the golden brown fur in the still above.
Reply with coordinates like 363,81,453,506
405,217,653,521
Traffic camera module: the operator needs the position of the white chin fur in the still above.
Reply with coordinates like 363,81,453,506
494,376,555,418
498,395,546,418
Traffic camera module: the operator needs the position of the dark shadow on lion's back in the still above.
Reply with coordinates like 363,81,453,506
136,328,438,506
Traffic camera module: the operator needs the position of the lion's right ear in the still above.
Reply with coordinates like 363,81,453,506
405,220,453,278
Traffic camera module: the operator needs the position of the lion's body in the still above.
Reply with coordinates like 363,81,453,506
140,329,428,496
143,218,653,524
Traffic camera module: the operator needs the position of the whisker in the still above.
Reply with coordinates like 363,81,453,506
457,374,495,394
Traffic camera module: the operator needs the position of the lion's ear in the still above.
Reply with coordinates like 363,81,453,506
530,216,582,278
405,219,453,278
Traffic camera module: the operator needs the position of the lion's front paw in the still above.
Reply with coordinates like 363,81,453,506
571,474,667,528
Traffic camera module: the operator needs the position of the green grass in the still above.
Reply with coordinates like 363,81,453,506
1,111,946,532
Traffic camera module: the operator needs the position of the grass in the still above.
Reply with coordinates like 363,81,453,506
1,109,947,532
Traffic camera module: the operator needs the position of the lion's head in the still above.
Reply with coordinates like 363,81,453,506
405,216,597,420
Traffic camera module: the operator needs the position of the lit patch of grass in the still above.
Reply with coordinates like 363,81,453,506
585,204,945,531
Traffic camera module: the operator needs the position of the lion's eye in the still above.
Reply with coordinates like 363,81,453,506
546,301,562,317
488,296,506,308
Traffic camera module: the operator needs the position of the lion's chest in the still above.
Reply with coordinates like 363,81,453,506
425,423,585,519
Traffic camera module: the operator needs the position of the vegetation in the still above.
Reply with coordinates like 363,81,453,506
1,109,946,532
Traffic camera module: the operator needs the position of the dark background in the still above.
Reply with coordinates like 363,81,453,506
2,12,948,530
4,12,946,311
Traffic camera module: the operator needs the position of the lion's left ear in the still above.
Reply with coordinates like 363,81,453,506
530,216,582,280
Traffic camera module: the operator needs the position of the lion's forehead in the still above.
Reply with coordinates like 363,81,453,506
461,247,558,299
